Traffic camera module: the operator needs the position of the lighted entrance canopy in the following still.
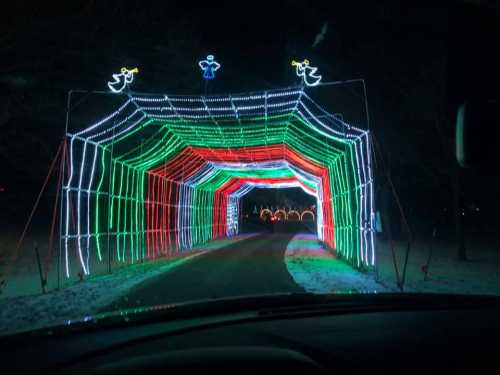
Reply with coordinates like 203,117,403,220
63,85,375,278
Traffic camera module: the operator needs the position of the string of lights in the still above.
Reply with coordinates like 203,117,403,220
62,86,375,277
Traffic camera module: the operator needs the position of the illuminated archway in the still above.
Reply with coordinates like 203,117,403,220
274,209,287,221
62,86,375,277
301,210,315,221
260,209,273,221
287,210,300,221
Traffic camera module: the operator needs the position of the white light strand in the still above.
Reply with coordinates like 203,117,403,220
301,92,366,136
88,109,144,141
76,141,90,275
86,144,99,273
98,114,147,145
64,137,75,277
139,100,298,114
75,99,132,136
131,89,301,103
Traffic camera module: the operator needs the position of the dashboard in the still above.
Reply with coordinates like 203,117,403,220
2,299,499,374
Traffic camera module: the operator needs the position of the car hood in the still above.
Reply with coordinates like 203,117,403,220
4,292,500,339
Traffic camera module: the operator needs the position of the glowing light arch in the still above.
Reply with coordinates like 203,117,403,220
61,85,375,279
301,210,316,221
259,209,273,220
274,209,287,220
287,210,300,221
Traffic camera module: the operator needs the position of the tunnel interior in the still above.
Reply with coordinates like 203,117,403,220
240,187,316,232
62,87,375,280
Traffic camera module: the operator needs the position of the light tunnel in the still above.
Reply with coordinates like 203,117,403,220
62,87,375,278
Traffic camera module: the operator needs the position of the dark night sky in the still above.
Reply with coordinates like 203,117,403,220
1,0,500,232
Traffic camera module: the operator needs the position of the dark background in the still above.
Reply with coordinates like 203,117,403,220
1,0,499,240
241,187,316,214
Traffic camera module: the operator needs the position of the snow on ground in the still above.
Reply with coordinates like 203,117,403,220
0,233,258,335
3,230,500,336
285,233,500,295
376,236,500,295
0,231,66,299
285,233,391,293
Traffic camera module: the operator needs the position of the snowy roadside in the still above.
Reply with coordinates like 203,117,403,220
285,233,391,293
285,233,500,296
0,233,258,335
376,237,500,295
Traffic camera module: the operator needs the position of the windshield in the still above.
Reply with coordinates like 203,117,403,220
1,1,500,336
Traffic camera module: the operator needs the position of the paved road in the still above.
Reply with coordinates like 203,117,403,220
105,232,304,311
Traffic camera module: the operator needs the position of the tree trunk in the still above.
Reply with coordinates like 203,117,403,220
453,164,467,260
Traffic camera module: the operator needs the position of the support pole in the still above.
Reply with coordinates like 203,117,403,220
361,79,371,131
34,242,47,294
371,136,380,282
58,90,72,290
454,163,467,260
16,142,63,252
47,139,65,286
373,134,412,291
1,140,63,294
423,226,437,281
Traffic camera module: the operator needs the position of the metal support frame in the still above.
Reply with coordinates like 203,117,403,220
58,90,72,289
